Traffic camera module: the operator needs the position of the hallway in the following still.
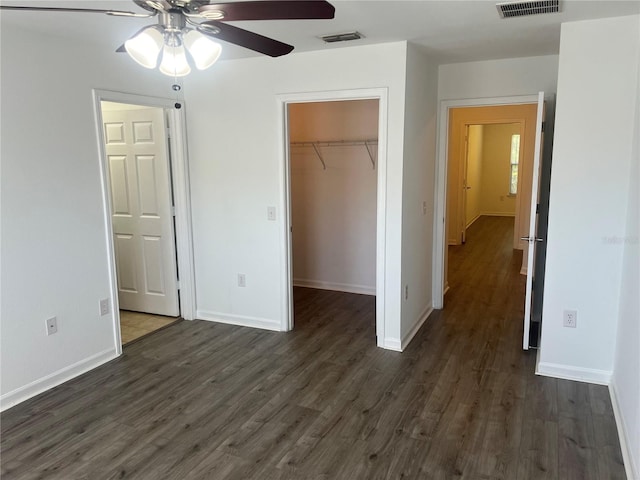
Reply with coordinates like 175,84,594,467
0,218,625,479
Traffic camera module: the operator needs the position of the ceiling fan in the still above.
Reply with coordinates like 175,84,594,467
0,1,336,76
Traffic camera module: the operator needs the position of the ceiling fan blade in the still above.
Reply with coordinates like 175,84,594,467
200,21,294,57
197,1,335,21
0,5,153,17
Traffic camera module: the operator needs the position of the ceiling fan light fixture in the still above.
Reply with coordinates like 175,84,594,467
159,44,191,77
124,26,164,68
183,30,222,70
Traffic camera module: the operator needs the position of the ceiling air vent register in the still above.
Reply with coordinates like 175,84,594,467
496,0,560,18
321,32,364,43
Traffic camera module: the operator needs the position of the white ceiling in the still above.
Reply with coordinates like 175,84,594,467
1,0,638,64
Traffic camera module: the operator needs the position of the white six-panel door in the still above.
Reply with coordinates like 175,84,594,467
103,107,179,317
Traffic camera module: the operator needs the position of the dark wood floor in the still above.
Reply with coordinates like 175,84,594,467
1,216,625,479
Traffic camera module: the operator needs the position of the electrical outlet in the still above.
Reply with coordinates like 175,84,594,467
100,298,110,316
238,273,246,287
267,206,276,221
563,310,577,328
46,317,58,336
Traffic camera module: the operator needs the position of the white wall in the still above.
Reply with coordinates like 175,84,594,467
438,55,559,100
289,101,378,295
185,42,408,344
538,16,640,385
612,23,640,478
0,24,174,409
399,44,439,348
465,125,484,226
480,124,519,216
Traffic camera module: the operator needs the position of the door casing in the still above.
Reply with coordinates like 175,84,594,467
93,89,196,354
434,94,539,309
276,88,388,348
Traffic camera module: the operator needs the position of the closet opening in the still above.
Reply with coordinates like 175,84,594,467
285,99,380,342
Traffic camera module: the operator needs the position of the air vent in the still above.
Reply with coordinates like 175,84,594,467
496,0,559,18
321,32,364,43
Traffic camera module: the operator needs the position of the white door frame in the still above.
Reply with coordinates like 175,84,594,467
93,89,197,354
433,94,539,309
276,88,388,346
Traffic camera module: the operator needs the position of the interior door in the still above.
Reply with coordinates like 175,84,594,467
522,92,553,349
103,106,179,317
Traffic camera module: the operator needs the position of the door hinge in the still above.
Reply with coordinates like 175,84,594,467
171,206,176,216
536,203,540,214
541,122,545,132
176,280,181,290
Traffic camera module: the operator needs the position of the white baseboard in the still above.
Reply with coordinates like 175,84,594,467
402,305,434,350
443,284,450,296
380,337,402,351
466,214,481,228
197,310,282,332
379,306,435,353
520,266,528,275
536,361,612,385
0,348,118,412
610,381,639,480
293,278,375,296
481,212,516,217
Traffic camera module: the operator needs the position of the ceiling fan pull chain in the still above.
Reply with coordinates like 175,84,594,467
172,80,184,109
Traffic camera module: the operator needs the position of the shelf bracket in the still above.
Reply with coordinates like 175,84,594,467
311,143,327,170
364,141,376,169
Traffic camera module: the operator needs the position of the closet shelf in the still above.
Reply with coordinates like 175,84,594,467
290,139,378,170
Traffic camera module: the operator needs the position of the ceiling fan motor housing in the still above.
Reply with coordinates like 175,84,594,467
160,11,186,31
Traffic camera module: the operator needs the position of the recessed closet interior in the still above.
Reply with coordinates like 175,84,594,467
288,99,379,325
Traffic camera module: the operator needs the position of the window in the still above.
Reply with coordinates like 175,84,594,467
509,134,520,195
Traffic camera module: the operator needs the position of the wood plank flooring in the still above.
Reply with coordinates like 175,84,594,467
0,216,626,479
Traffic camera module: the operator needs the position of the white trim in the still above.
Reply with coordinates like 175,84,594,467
535,361,612,385
381,338,402,352
520,266,528,275
610,381,639,480
465,214,482,229
197,310,282,332
401,305,434,350
293,279,375,296
166,107,197,321
92,89,197,357
480,211,516,217
466,213,516,230
276,88,389,349
433,94,539,310
0,348,117,412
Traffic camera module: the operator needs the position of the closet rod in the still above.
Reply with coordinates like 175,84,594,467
290,139,378,170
